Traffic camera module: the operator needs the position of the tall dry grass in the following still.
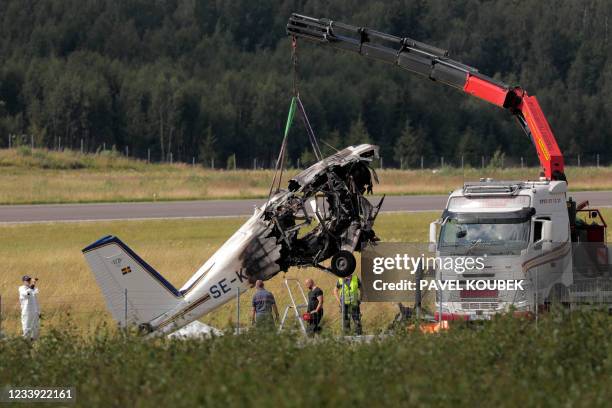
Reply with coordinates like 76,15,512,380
0,212,434,335
2,210,611,335
0,148,611,204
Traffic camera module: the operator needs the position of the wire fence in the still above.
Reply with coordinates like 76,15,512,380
119,152,612,170
3,144,611,169
392,153,611,170
0,287,401,339
3,276,611,340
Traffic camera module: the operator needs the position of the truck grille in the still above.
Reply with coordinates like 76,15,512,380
460,302,500,310
446,291,502,302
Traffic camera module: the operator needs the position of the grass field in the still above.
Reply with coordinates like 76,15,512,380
1,209,612,336
1,148,612,204
1,213,611,407
1,312,611,407
0,212,435,336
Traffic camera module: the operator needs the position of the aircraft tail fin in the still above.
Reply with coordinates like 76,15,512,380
82,236,182,327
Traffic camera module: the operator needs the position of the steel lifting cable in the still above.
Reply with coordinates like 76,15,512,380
292,36,323,160
292,36,299,98
267,37,300,199
296,96,322,161
267,36,324,200
267,97,295,199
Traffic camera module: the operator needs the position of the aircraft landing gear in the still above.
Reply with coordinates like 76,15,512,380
331,250,356,277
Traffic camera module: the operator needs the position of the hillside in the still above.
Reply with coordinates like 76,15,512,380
0,0,611,169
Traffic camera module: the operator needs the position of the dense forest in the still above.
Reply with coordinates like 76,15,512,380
0,0,610,168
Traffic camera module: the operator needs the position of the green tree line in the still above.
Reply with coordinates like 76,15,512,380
0,0,610,168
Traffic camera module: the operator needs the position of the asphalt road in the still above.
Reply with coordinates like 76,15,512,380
0,191,611,223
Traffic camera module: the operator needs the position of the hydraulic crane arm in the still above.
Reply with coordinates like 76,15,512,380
287,14,566,181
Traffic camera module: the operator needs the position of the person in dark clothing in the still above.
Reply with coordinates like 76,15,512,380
304,278,324,335
251,280,279,328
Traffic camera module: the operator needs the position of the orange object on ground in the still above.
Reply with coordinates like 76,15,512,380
408,321,449,334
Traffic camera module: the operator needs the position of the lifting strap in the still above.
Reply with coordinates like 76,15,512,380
268,95,322,199
268,96,296,199
267,37,323,200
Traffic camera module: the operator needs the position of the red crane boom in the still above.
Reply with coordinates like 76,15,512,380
287,14,566,181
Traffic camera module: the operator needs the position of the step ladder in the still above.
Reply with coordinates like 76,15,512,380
278,278,308,334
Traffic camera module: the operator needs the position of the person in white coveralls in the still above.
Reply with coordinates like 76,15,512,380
19,275,40,340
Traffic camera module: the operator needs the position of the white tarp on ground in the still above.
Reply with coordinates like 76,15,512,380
168,321,223,339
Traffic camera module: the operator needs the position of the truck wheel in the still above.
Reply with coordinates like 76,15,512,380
331,251,356,277
138,323,154,334
547,284,570,309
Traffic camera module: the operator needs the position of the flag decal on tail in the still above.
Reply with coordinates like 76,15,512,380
121,266,132,275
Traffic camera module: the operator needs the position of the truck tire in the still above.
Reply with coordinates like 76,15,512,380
331,250,356,278
547,283,570,309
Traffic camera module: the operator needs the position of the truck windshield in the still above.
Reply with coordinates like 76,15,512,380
439,219,530,252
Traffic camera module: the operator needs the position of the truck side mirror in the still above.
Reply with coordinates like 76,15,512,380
533,219,552,251
429,221,438,252
541,220,553,242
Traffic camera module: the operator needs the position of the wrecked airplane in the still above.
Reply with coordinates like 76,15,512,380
82,144,383,335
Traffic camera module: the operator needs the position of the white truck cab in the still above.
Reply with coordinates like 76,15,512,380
429,179,573,320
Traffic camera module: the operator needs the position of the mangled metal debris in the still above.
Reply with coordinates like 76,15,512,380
82,144,383,336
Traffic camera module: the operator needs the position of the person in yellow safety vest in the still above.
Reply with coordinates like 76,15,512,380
333,274,362,335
